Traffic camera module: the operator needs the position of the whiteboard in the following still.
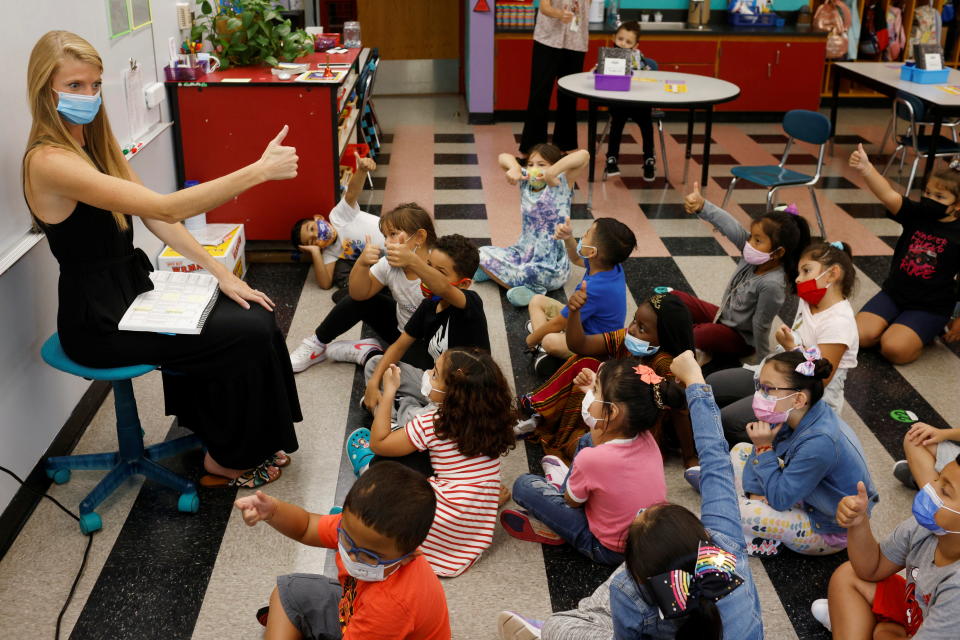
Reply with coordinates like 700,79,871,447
1,0,179,273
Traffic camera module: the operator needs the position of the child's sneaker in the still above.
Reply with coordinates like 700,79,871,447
534,352,562,379
500,509,564,545
605,156,620,177
506,286,537,308
289,335,326,372
496,610,544,640
683,466,702,493
643,157,656,182
326,338,384,365
746,537,781,557
346,428,375,476
540,455,569,490
525,320,533,334
513,415,540,439
810,599,832,631
893,459,919,490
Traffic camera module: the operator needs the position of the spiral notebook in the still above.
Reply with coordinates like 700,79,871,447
118,270,220,335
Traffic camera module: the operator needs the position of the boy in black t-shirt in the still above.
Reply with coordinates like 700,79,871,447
849,144,960,364
362,235,489,426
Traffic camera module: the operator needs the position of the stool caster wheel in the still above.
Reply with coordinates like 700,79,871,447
79,512,102,535
47,468,71,485
178,493,199,513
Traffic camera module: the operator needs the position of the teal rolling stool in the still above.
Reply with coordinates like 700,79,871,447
42,333,202,534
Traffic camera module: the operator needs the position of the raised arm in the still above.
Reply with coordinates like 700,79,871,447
684,182,750,249
544,149,589,186
26,126,297,225
749,279,786,362
385,243,466,308
836,483,903,582
344,154,376,208
849,143,903,215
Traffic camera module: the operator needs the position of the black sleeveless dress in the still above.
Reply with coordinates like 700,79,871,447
44,201,300,469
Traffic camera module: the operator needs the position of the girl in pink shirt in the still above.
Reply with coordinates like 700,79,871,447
501,357,677,564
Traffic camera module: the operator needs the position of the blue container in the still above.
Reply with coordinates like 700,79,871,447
729,12,778,28
900,65,950,84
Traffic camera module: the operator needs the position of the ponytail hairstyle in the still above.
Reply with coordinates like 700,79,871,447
757,206,812,289
766,349,833,407
433,348,517,459
596,357,686,438
527,143,563,165
625,505,724,640
379,202,438,248
800,241,856,298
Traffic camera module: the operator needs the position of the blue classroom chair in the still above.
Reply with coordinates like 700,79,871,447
42,333,201,534
721,109,830,239
881,93,960,197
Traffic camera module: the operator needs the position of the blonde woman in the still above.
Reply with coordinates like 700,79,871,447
22,31,301,488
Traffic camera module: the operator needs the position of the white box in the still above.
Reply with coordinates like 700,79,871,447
157,224,246,279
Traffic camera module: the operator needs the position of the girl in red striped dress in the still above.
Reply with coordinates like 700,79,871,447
367,347,517,577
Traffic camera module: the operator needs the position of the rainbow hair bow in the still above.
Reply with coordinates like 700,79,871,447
648,542,744,619
794,345,821,377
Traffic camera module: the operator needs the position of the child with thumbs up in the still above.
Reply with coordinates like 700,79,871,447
849,142,960,366
811,457,960,638
679,180,810,373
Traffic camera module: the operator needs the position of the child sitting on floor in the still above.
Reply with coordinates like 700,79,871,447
810,460,960,638
288,203,437,373
849,143,960,365
501,358,675,566
349,349,516,577
361,234,489,424
681,181,811,372
526,217,636,370
289,153,382,293
235,461,451,640
894,421,960,491
477,146,589,307
496,351,763,640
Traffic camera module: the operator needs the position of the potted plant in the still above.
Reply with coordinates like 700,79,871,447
191,0,314,69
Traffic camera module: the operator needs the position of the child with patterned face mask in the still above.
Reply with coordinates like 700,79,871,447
810,458,960,638
849,143,960,365
706,241,860,447
235,461,451,640
730,350,877,557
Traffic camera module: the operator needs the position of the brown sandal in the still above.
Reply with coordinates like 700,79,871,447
200,458,282,489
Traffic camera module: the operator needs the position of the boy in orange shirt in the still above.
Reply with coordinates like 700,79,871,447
235,461,451,640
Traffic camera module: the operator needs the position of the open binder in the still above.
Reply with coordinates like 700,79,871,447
118,270,220,335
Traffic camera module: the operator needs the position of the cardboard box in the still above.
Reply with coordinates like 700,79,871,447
158,224,246,278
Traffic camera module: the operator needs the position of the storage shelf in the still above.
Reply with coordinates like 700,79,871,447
338,107,361,155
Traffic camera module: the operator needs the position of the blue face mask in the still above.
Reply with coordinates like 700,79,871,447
56,91,102,125
624,333,659,356
576,238,597,259
912,483,960,535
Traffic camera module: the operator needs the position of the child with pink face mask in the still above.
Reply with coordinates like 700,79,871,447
681,182,811,373
730,350,877,557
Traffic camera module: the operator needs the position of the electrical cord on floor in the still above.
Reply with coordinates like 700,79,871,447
0,465,95,640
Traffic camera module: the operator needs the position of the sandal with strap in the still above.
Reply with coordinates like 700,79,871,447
200,458,282,489
346,428,374,477
270,452,292,468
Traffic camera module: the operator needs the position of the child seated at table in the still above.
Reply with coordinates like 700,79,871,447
290,153,382,292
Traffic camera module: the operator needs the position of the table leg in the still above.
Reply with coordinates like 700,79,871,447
682,109,694,184
701,106,714,187
921,107,942,191
588,100,597,184
829,67,840,157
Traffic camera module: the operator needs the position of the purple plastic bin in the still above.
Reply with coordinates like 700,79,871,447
595,74,631,91
164,65,202,82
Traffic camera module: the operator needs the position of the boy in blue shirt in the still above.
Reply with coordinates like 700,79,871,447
526,218,635,371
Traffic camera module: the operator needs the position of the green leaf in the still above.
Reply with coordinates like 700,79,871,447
264,10,279,21
201,0,212,15
265,55,279,67
231,31,244,44
233,43,248,51
255,35,269,46
227,17,242,31
276,23,290,37
242,11,254,28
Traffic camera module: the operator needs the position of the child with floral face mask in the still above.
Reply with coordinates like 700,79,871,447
501,358,681,565
810,458,960,638
706,240,860,446
728,349,877,558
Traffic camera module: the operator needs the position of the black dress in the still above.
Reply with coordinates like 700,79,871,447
45,201,301,469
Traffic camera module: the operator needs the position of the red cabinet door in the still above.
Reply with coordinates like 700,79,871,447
717,40,779,111
771,40,826,112
638,40,718,66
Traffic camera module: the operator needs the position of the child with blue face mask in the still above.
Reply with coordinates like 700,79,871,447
234,461,451,640
810,458,960,638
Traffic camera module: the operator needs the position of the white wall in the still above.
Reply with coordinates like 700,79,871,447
0,1,183,514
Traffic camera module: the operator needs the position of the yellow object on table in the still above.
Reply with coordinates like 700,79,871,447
158,224,246,278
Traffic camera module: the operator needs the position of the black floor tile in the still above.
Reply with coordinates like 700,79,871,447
380,133,394,144
879,236,900,250
434,153,478,165
370,176,387,190
365,204,382,217
249,263,312,335
569,204,593,220
659,236,727,256
466,237,491,248
514,133,636,144
838,203,890,218
374,153,390,165
852,255,892,288
671,134,717,144
759,548,845,640
641,204,691,219
713,175,857,190
835,134,870,144
434,133,475,143
434,176,483,190
750,134,788,144
622,256,697,304
434,204,487,219
620,176,671,189
692,153,737,164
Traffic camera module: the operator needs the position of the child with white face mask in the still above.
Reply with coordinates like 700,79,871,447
810,458,960,638
501,358,678,565
234,461,451,640
730,349,877,557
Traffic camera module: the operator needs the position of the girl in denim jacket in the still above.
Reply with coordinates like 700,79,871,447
496,352,763,640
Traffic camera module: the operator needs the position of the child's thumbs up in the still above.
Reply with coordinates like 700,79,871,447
856,480,868,502
684,181,705,215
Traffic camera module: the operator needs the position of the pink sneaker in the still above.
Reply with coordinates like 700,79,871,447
540,455,568,490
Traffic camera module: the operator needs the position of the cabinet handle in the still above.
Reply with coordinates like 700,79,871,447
776,50,781,64
767,63,772,78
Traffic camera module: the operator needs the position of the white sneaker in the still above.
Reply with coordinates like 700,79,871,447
289,335,326,372
810,598,832,631
496,610,543,640
326,339,384,365
513,415,539,438
525,320,533,334
541,455,569,489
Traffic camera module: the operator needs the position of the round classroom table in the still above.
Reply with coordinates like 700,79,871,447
557,71,741,189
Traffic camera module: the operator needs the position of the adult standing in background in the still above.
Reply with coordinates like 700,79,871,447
519,0,590,158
